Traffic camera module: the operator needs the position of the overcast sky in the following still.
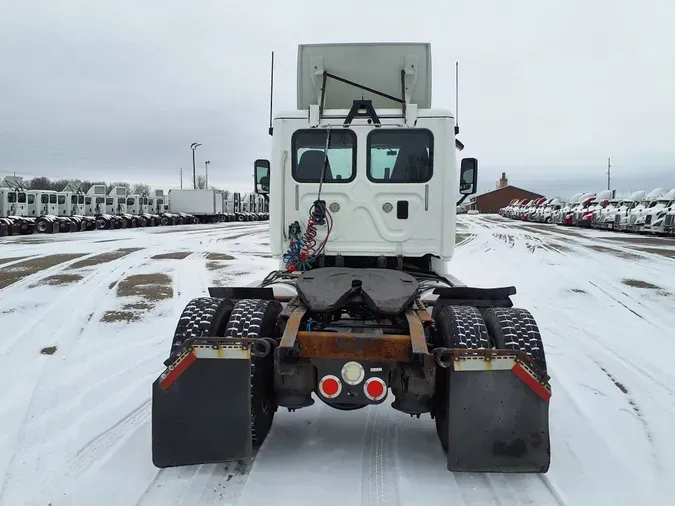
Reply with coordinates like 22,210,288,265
1,0,674,197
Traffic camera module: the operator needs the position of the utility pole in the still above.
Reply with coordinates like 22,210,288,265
607,157,611,191
205,160,210,189
180,168,183,189
191,142,202,189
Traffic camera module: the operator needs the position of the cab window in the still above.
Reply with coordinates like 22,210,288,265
292,129,356,183
18,193,27,203
49,194,57,204
41,194,49,204
28,194,36,204
58,195,66,204
367,129,433,183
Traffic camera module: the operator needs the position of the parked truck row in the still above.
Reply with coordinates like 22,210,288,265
0,176,269,237
498,187,675,236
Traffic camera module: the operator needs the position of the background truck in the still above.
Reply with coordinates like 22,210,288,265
168,189,225,223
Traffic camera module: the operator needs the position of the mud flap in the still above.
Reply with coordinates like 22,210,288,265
446,361,550,473
152,348,253,468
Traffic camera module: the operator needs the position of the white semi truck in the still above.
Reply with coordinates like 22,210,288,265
167,189,227,223
151,42,552,475
0,177,36,235
642,188,675,235
624,188,665,233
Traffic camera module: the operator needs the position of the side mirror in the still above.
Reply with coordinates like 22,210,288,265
459,158,478,195
254,159,270,194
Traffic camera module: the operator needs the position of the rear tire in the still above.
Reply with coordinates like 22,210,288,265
225,299,282,447
36,218,50,233
432,305,490,450
169,297,235,356
483,307,547,372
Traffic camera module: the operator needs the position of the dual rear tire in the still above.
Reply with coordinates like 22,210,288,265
170,297,282,448
431,305,547,450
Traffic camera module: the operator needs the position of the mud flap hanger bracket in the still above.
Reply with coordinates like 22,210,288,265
444,348,551,402
163,336,277,368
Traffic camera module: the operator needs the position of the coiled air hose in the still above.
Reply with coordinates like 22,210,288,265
283,200,333,272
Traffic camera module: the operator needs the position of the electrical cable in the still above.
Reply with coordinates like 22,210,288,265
283,126,335,272
283,200,333,272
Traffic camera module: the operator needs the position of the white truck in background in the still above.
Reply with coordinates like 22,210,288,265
168,189,226,223
642,188,675,235
613,191,646,231
625,188,665,233
0,176,42,235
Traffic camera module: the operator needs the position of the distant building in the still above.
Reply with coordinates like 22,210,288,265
496,172,508,189
468,174,544,214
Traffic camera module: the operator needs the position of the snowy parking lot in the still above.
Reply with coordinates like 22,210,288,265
1,215,674,506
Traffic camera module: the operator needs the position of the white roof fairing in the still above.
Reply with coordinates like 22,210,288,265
296,43,432,110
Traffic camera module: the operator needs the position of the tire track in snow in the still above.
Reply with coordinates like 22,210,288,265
0,253,149,503
361,406,400,506
0,250,105,294
0,246,154,356
135,460,253,506
68,400,151,477
455,216,664,502
474,218,675,411
0,243,201,505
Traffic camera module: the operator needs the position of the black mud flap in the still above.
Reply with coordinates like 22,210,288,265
152,351,253,468
447,366,550,473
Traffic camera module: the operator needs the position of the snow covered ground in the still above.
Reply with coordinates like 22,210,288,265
1,216,674,506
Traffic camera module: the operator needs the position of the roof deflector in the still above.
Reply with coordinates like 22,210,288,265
297,43,432,111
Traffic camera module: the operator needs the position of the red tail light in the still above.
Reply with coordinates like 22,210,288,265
319,375,342,399
364,377,387,401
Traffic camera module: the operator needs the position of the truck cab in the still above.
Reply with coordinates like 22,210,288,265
86,185,107,215
642,188,675,234
627,188,665,233
26,190,58,217
254,44,476,276
0,176,36,234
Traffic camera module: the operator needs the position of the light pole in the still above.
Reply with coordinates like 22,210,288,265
191,142,202,189
205,160,210,189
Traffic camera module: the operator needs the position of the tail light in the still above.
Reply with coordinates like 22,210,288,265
364,377,387,401
341,361,365,385
319,375,342,399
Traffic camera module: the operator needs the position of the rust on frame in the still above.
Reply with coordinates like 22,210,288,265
295,331,411,362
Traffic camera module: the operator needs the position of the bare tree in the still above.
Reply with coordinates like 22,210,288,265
196,175,207,189
52,179,72,192
132,183,152,196
26,177,52,190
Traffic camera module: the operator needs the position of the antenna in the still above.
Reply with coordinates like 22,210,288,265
607,157,611,191
455,62,459,135
268,51,275,136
